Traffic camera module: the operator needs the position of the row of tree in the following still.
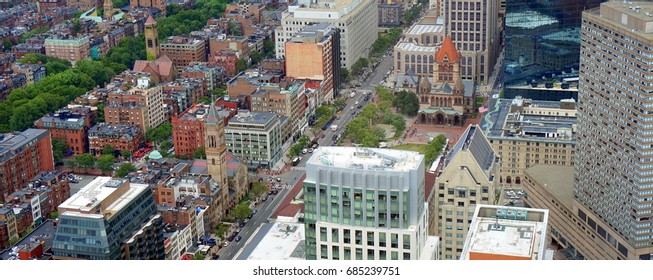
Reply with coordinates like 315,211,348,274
0,35,145,133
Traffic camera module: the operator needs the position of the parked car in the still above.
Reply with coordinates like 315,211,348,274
253,209,258,215
235,236,242,242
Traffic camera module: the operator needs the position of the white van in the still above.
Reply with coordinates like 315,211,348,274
350,92,356,98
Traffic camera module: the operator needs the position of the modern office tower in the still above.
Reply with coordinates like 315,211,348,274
439,0,500,84
285,23,340,103
574,2,653,260
502,0,604,97
275,0,378,70
460,205,549,260
144,16,159,60
304,147,439,260
481,96,576,188
53,177,165,260
435,124,501,260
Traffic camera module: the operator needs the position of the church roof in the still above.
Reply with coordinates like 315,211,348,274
435,36,460,63
435,82,453,93
206,103,220,124
145,16,156,25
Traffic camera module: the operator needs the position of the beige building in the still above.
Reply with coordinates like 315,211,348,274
435,124,501,260
105,76,166,131
482,97,576,189
285,23,339,103
439,0,500,84
275,0,378,70
250,81,307,140
44,36,90,65
522,165,591,260
574,2,653,260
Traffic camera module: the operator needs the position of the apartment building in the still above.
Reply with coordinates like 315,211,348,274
0,129,54,201
171,103,234,158
275,0,378,70
435,124,501,260
104,76,165,131
159,36,207,69
34,108,93,155
44,36,90,65
285,23,340,102
88,123,144,156
250,81,306,140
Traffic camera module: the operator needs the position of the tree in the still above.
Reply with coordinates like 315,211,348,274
263,39,275,57
160,140,173,152
250,50,264,65
210,86,227,98
229,21,242,36
115,163,136,177
166,3,182,16
192,146,206,159
236,58,248,73
74,153,95,169
193,253,206,260
120,149,131,160
96,103,105,123
251,182,268,198
97,154,115,172
45,61,71,75
351,58,369,77
2,38,13,51
52,139,68,164
146,123,172,144
424,134,447,165
232,203,253,221
49,211,59,219
340,68,350,82
76,60,115,87
101,145,115,155
394,90,419,116
67,158,78,169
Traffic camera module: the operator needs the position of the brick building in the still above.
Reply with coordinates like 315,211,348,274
133,55,177,83
159,36,207,70
34,107,92,155
180,62,225,92
171,103,235,158
0,209,17,250
88,123,144,156
11,63,46,85
130,0,166,15
0,129,54,201
209,35,250,60
209,51,238,77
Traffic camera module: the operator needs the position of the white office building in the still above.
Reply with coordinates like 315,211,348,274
303,147,439,260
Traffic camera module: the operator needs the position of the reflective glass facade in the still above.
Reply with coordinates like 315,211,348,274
502,0,604,89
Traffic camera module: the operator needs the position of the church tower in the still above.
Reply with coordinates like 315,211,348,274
204,103,228,189
104,0,114,21
144,16,159,60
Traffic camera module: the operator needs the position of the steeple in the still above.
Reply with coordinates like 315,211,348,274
435,36,460,63
204,99,228,190
144,16,159,60
104,0,114,21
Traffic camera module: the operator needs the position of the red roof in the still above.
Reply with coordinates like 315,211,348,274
304,80,321,89
270,174,306,219
435,36,460,63
145,16,156,25
424,171,436,201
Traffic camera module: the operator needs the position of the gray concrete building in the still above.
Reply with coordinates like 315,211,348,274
225,111,282,170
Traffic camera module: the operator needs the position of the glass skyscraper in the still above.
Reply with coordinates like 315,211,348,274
502,0,604,90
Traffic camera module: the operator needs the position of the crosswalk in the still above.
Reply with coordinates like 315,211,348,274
291,167,306,171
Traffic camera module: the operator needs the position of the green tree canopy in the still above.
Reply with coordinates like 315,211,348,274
232,203,253,221
74,153,95,169
146,123,173,144
52,139,68,164
192,146,206,159
120,149,132,159
102,145,115,155
251,182,268,198
97,154,115,172
115,163,136,177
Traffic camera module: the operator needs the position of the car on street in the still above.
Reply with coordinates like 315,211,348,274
235,236,242,242
308,148,314,153
302,148,308,154
253,209,258,215
223,241,229,247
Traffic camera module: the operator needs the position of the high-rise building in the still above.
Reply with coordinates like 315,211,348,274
159,36,207,70
303,147,439,260
435,124,501,260
460,205,549,260
204,102,228,189
224,111,283,171
275,0,378,70
53,177,165,260
0,129,54,201
285,23,341,102
144,16,160,60
439,0,500,84
574,1,653,260
502,0,604,98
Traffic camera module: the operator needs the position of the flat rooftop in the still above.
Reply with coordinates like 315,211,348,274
59,177,149,218
0,220,56,260
406,24,443,35
0,129,49,163
395,42,437,53
237,222,306,260
524,165,575,209
307,147,423,172
227,110,278,126
462,205,548,260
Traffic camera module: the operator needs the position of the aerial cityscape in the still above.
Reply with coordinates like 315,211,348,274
0,0,650,262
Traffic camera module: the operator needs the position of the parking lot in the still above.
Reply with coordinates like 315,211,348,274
68,174,98,195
